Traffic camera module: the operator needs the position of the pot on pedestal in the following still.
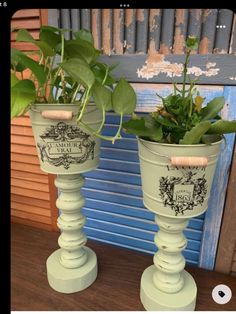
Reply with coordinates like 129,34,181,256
29,103,102,293
137,136,222,310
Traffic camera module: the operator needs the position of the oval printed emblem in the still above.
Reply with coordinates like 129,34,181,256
37,122,95,169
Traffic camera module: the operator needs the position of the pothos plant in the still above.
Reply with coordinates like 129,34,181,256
11,25,136,143
123,37,236,144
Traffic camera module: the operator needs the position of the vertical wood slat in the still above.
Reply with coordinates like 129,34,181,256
48,9,59,28
92,9,102,50
136,9,149,54
102,9,113,55
148,9,162,53
199,9,218,53
124,9,136,54
81,9,91,31
230,14,236,53
71,9,80,32
39,9,48,26
215,143,236,274
113,9,124,54
214,9,234,53
159,9,175,54
60,9,71,40
187,9,202,54
173,9,189,54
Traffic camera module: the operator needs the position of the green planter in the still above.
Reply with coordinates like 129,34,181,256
138,136,223,310
138,137,222,218
29,103,102,293
29,103,102,174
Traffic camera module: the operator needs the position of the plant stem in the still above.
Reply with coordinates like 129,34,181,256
182,49,191,98
77,88,90,122
102,65,109,85
60,33,66,101
96,107,106,134
71,83,81,103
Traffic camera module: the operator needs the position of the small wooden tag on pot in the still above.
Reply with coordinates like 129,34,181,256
171,156,208,167
41,110,73,120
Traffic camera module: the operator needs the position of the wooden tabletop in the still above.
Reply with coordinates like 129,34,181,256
11,223,236,311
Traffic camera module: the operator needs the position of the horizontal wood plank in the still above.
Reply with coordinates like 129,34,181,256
11,209,51,225
10,222,236,310
11,217,52,231
11,153,40,165
11,30,39,41
11,186,50,201
11,178,49,193
11,18,40,30
11,194,50,209
12,9,40,18
11,42,38,51
11,135,36,146
11,202,51,217
100,54,236,85
11,144,37,156
11,125,34,137
11,170,48,183
11,161,44,175
11,116,31,126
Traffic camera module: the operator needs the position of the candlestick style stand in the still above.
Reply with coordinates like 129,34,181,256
140,215,197,310
47,174,97,293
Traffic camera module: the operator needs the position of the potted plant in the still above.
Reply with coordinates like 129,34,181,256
11,25,136,294
11,25,136,173
123,37,236,311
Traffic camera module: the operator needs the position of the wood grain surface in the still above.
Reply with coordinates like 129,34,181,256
11,223,236,311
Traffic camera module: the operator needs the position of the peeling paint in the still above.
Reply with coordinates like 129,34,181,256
229,77,236,81
160,43,171,54
113,9,124,54
173,27,185,54
149,9,158,32
136,54,220,80
190,9,202,21
102,9,111,55
175,9,185,26
206,62,216,69
92,9,99,49
200,37,210,54
137,9,145,22
202,9,211,22
125,9,134,27
148,38,157,54
213,48,228,54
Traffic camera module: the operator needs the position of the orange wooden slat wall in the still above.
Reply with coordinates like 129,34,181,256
11,9,58,231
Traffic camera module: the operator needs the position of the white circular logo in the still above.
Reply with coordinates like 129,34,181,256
212,284,232,304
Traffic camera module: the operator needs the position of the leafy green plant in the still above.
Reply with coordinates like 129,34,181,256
123,37,236,144
11,26,136,143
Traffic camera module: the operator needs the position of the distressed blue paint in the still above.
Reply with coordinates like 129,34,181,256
132,85,224,111
199,86,236,270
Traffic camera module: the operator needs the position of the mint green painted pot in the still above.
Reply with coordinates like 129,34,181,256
29,103,102,175
138,137,222,218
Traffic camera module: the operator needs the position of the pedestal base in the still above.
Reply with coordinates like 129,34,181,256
46,247,97,293
140,265,197,311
